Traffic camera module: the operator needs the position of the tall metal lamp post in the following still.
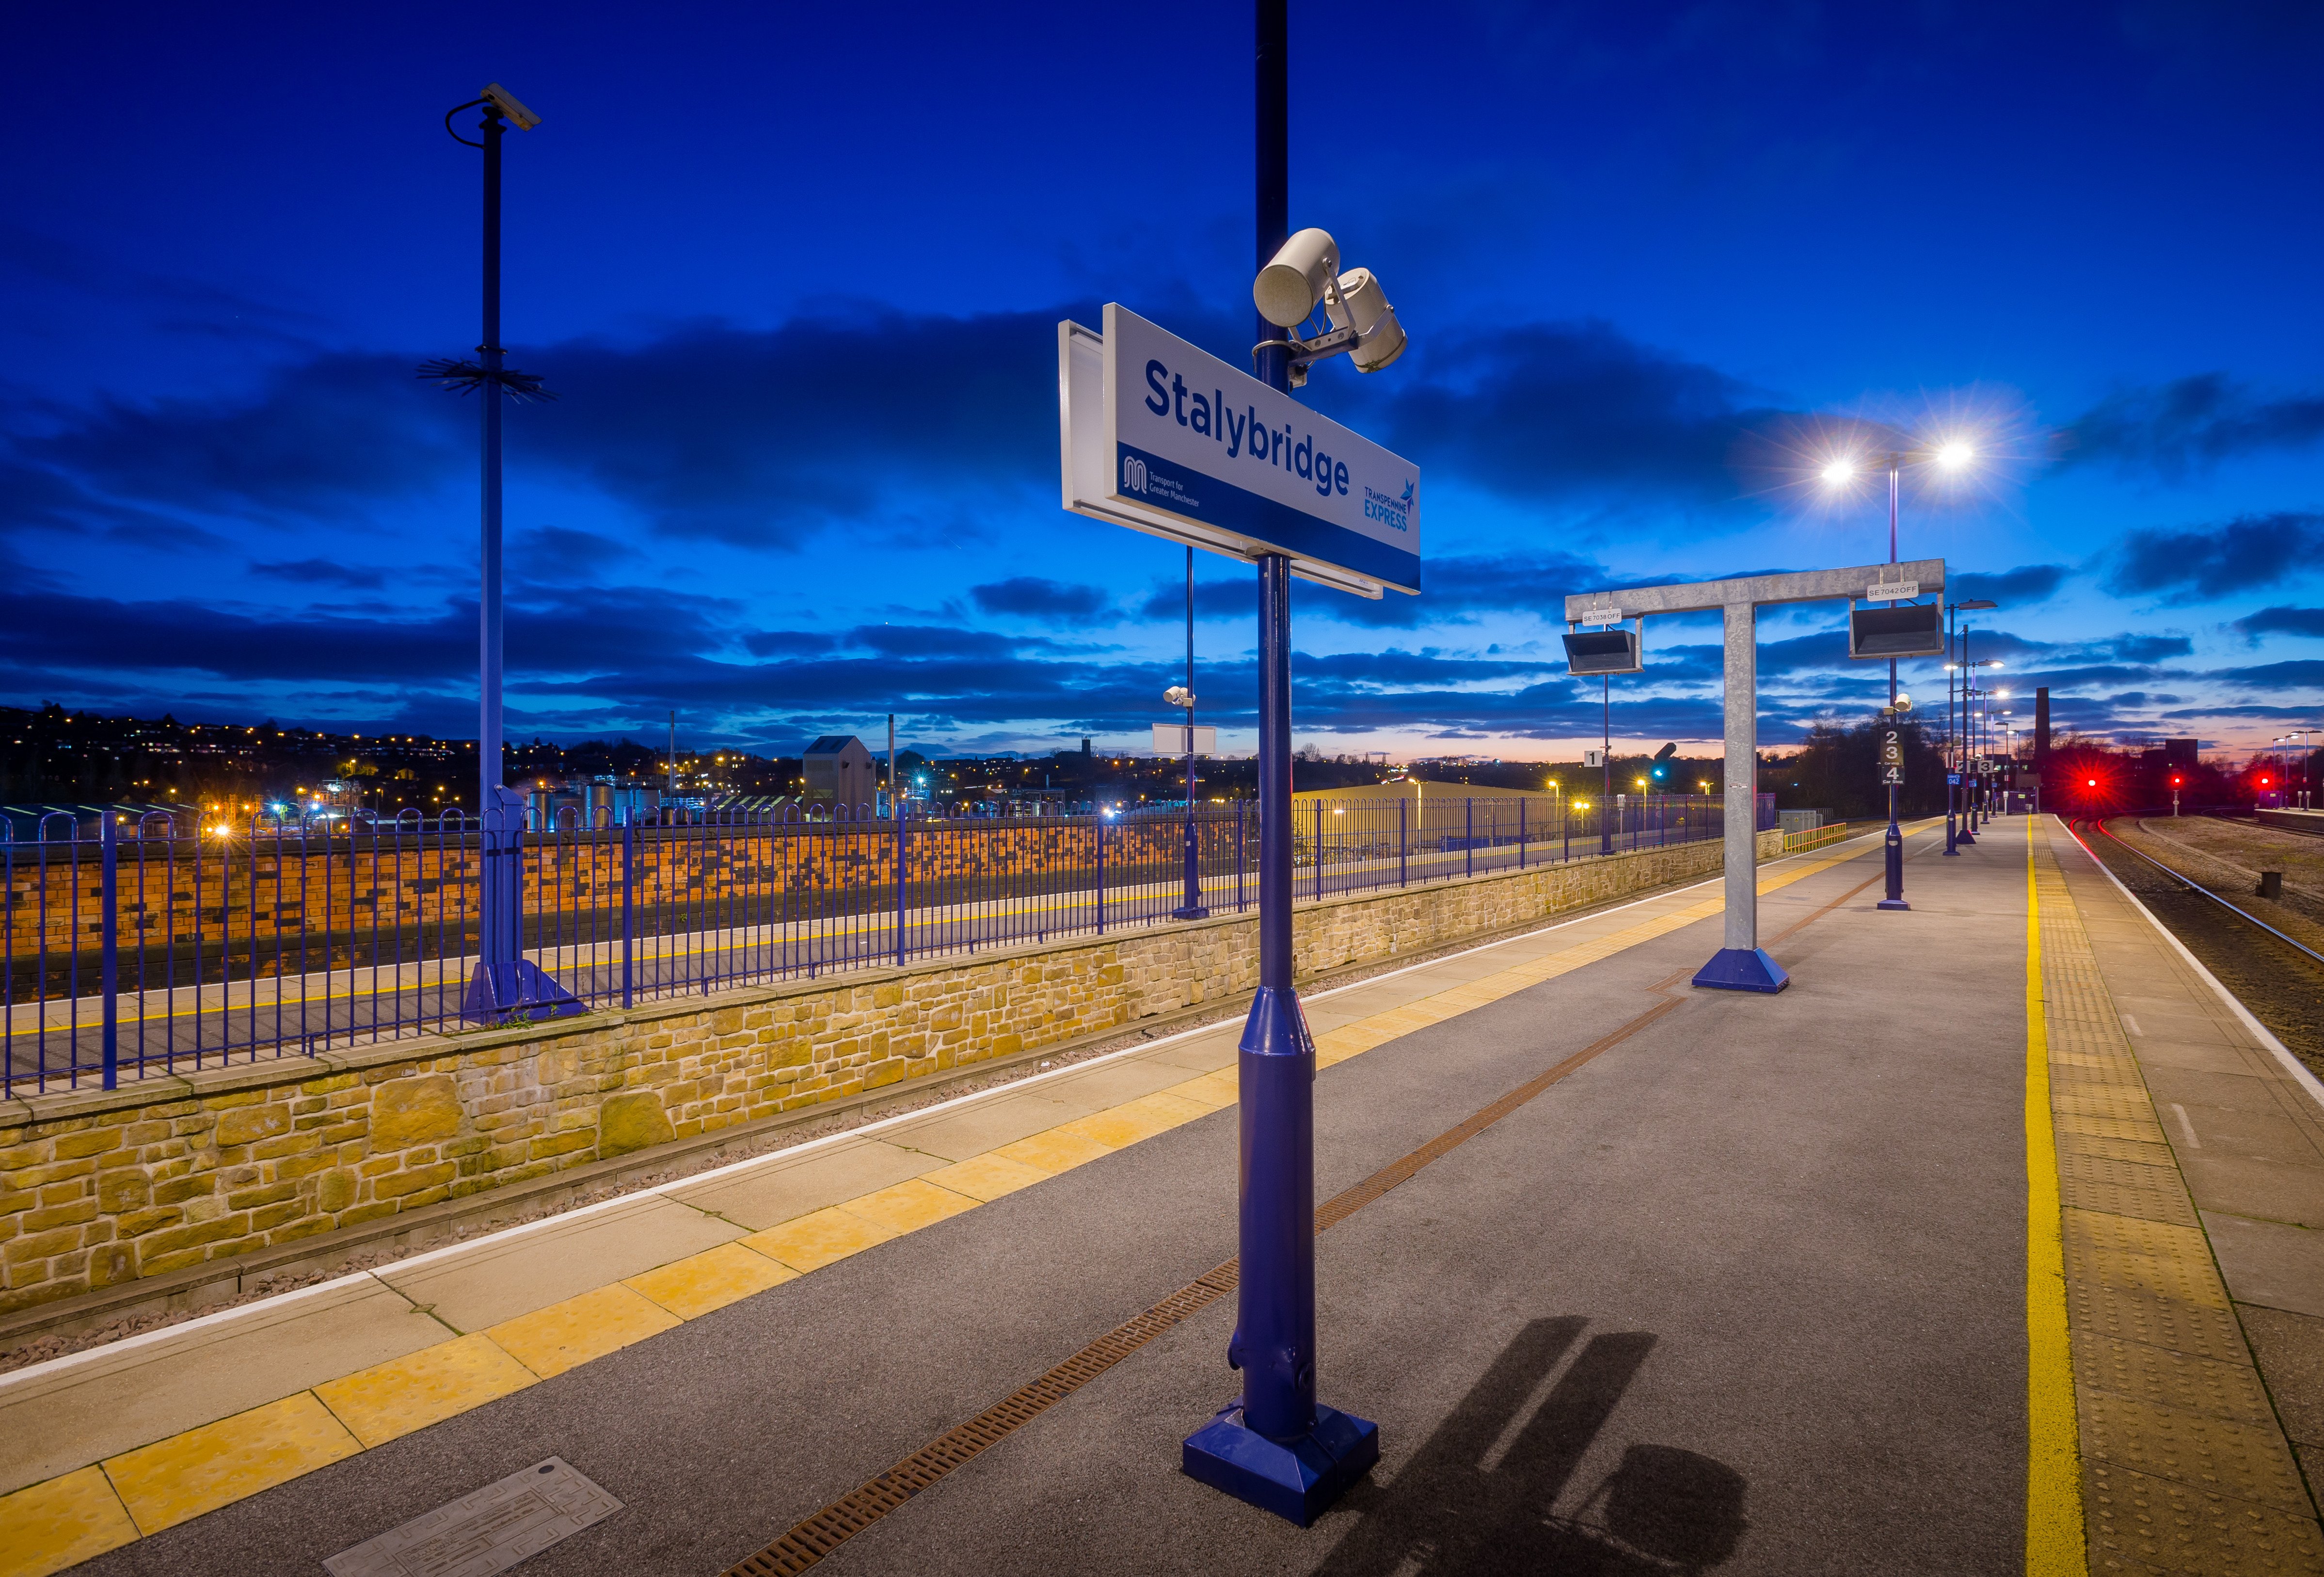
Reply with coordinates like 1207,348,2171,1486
1823,439,1973,907
424,83,575,1023
1942,598,1997,854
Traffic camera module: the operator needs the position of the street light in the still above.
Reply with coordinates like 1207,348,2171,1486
1942,598,1997,856
1825,438,1974,908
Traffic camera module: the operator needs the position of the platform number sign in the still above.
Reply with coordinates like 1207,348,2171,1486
1879,730,1905,787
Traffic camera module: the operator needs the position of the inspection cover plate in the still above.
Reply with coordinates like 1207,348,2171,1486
324,1457,621,1577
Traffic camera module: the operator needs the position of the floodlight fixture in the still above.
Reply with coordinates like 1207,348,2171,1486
480,83,541,130
1822,458,1857,485
1255,228,1339,327
1252,226,1407,386
1936,440,1974,470
1956,597,1997,611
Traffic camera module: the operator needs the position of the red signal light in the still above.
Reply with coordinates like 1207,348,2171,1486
2086,778,2097,788
2261,776,2273,787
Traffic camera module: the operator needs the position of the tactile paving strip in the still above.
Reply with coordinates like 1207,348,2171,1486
2083,1392,2314,1513
2072,1331,2276,1426
2061,1163,2204,1231
2037,832,2324,1569
2087,1462,2324,1575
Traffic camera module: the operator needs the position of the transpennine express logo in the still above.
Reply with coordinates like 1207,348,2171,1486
1364,481,1414,533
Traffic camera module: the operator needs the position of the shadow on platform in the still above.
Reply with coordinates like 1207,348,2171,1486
1313,1317,1748,1576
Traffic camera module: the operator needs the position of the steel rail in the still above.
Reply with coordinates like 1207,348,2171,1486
2086,817,2324,971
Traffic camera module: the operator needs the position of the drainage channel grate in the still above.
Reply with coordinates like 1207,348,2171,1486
720,978,1690,1576
325,1457,621,1577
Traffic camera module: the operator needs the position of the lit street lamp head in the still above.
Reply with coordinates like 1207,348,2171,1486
1821,458,1856,486
1936,440,1974,470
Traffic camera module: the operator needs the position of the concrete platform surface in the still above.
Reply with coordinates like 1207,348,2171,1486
8,819,2317,1577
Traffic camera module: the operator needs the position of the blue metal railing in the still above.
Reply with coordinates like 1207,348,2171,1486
1,793,1763,1094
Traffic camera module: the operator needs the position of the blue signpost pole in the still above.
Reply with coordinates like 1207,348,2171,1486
1182,0,1378,1525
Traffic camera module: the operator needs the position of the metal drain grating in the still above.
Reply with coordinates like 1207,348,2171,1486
719,965,1700,1575
325,1457,621,1577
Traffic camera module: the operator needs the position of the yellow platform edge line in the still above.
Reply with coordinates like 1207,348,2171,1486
0,836,1878,1569
2025,819,2088,1576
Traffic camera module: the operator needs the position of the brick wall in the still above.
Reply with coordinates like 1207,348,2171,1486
0,831,1775,1316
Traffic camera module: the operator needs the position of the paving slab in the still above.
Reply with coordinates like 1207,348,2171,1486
669,1135,947,1225
378,1197,746,1333
0,1277,441,1497
2203,1211,2324,1317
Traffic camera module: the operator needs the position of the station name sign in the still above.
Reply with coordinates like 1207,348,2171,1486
1059,304,1420,598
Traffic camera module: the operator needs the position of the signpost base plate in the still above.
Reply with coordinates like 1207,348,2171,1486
1182,1401,1379,1527
1691,947,1790,994
462,961,584,1024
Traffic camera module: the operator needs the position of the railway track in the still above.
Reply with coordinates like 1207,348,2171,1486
2075,815,2324,1075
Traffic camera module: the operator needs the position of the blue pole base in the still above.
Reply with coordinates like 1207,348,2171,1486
462,960,585,1024
1876,897,1912,911
1182,1400,1379,1527
1691,947,1790,993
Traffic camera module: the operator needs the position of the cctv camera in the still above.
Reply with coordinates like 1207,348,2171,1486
1254,229,1340,329
1893,693,1912,712
1326,268,1406,372
481,83,541,130
1164,685,1195,709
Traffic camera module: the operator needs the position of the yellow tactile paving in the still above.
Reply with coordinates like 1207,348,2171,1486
2034,819,2324,1573
0,1465,139,1577
102,1392,359,1535
623,1242,800,1321
0,839,1890,1568
922,1153,1052,1202
483,1285,681,1380
313,1333,537,1449
837,1178,982,1236
993,1126,1117,1175
1165,1070,1238,1108
741,1204,902,1271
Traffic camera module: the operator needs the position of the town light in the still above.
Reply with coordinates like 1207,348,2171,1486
1822,458,1856,485
1937,440,1974,470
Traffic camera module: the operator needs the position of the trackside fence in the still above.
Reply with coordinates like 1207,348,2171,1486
2,794,1772,1095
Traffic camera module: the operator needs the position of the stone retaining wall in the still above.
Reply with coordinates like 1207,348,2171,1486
0,830,1778,1316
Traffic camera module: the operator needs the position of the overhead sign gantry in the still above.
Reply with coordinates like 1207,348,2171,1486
1563,557,1945,993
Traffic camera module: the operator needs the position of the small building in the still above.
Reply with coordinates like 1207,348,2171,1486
802,735,877,809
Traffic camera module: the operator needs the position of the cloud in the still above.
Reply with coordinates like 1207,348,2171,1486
971,577,1113,619
1951,563,2066,607
2108,512,2324,602
251,558,387,590
1374,320,1783,503
2233,605,2324,642
2059,373,2324,478
2213,659,2324,690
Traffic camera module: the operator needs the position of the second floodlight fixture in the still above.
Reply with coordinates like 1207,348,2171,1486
480,82,541,130
1253,227,1407,386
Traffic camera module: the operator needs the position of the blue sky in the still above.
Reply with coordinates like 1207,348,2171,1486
4,1,2322,762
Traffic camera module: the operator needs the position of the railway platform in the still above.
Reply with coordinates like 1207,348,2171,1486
3,817,2322,1575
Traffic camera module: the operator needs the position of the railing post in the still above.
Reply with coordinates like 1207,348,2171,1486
895,804,908,967
1095,813,1105,935
1313,800,1323,900
1399,798,1407,889
1519,798,1527,871
100,815,118,1090
621,820,635,1010
1237,799,1246,912
1464,798,1473,879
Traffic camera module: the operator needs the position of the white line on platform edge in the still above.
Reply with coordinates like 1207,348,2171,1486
0,829,1887,1393
2062,818,2324,1117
